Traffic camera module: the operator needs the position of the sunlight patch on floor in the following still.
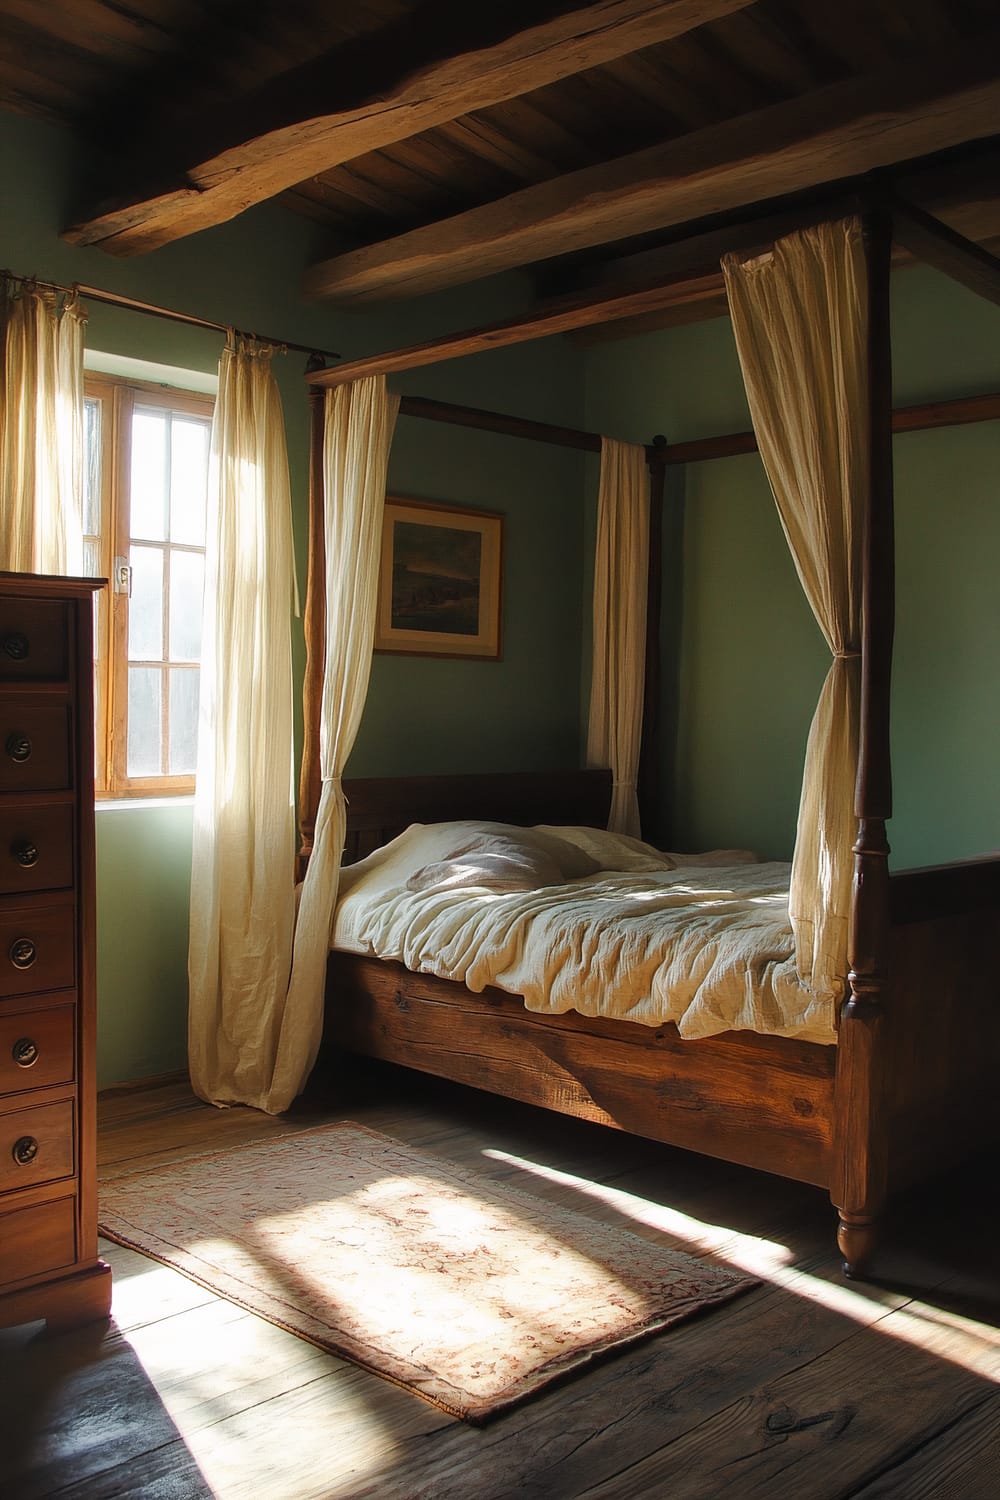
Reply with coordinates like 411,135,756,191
483,1149,1000,1382
104,1249,417,1500
249,1168,647,1343
482,1147,795,1270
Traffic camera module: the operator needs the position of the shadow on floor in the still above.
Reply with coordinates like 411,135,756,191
0,1315,214,1500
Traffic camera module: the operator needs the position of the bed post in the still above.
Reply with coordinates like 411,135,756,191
832,205,895,1277
638,437,666,841
297,379,327,877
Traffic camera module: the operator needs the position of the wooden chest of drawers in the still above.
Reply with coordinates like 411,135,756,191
0,572,111,1332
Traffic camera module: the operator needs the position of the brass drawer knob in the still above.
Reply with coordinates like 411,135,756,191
12,1038,39,1068
12,840,39,869
9,938,36,970
12,1135,38,1166
4,733,32,763
2,632,29,662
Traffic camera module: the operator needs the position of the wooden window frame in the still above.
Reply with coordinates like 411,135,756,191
84,374,214,800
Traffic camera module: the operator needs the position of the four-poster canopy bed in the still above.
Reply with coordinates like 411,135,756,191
297,200,1000,1278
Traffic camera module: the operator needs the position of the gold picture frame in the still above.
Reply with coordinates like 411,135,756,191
375,497,503,660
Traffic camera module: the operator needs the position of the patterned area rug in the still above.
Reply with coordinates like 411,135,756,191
99,1123,755,1423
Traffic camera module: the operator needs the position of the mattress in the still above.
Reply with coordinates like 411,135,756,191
331,821,839,1044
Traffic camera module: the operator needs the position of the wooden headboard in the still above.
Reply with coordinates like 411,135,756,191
340,767,613,864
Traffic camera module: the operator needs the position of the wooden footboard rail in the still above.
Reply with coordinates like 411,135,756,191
885,856,1000,1186
888,854,1000,925
833,851,1000,1276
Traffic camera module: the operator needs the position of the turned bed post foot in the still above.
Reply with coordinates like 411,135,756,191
837,1212,879,1279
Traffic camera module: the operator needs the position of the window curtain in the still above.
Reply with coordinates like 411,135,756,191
586,436,650,837
188,338,298,1109
264,375,399,1115
721,217,867,999
0,280,85,573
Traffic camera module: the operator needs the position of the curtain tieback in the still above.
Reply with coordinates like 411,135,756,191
612,778,636,790
833,650,861,659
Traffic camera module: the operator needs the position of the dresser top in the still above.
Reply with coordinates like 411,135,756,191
0,573,106,598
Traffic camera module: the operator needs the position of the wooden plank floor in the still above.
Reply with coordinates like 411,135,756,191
2,1061,998,1499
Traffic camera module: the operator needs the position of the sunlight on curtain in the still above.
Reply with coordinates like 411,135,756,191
264,375,399,1115
586,437,649,837
0,280,85,573
188,338,297,1109
722,217,868,1000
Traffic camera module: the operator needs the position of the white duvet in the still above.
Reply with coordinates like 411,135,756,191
332,821,839,1044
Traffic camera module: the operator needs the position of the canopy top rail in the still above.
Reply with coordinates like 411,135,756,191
307,183,1000,396
398,394,669,465
393,388,1000,468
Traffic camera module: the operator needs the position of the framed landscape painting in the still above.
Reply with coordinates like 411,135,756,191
376,498,503,660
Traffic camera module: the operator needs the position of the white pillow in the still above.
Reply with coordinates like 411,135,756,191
663,847,760,867
536,824,760,871
406,847,565,894
534,824,676,873
402,821,600,895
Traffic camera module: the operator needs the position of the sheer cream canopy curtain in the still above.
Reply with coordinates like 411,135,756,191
722,217,868,1002
188,338,298,1109
0,280,85,573
586,436,650,838
265,375,399,1115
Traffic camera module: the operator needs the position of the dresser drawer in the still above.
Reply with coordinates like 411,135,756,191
0,805,74,895
0,1193,76,1284
0,1006,74,1097
0,904,75,998
0,706,71,793
0,1099,75,1193
0,600,69,683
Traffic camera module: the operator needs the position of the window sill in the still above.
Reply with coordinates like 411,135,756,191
96,796,195,812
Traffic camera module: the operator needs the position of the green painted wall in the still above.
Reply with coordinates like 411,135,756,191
3,111,586,1085
94,803,195,1083
9,102,997,1085
584,266,1000,868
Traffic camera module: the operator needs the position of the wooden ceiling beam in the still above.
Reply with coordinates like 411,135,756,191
890,194,1000,309
304,32,1000,302
63,0,753,256
547,141,1000,292
553,145,1000,336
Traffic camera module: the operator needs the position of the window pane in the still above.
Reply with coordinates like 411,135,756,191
83,398,102,537
170,417,210,545
131,409,168,541
169,550,204,662
82,538,102,579
127,668,162,777
128,545,164,661
169,668,200,775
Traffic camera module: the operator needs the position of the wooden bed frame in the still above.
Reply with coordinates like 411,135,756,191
321,769,1000,1277
299,205,1000,1276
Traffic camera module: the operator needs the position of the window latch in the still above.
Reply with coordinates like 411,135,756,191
114,556,132,597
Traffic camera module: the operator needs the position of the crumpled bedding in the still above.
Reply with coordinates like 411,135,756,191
331,822,839,1044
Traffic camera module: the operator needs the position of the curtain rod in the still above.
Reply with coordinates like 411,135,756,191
2,269,340,364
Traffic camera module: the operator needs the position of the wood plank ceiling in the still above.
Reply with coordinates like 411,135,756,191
2,0,999,324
